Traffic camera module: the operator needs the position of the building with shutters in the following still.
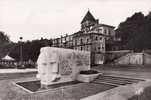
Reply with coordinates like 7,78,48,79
52,10,118,65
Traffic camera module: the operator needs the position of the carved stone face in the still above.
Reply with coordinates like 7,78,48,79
36,47,60,85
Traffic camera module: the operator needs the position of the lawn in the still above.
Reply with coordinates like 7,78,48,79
16,80,82,92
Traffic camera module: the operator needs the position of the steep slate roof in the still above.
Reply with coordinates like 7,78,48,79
81,10,96,23
99,24,115,28
92,24,115,29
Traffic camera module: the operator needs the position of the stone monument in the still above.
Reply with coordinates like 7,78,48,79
36,47,90,88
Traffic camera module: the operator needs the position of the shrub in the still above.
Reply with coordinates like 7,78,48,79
79,70,99,75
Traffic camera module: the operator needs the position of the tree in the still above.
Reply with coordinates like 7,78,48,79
0,31,10,45
116,11,151,51
0,31,11,58
9,38,53,62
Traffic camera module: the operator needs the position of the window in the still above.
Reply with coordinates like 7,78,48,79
95,36,98,40
75,40,77,46
81,46,83,50
94,47,96,51
87,38,89,43
98,47,100,50
100,37,102,40
98,28,102,33
86,21,89,26
87,46,89,51
80,39,83,44
104,29,107,34
62,38,65,43
102,46,105,50
108,29,111,35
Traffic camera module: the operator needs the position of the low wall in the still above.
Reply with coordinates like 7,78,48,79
81,80,151,100
105,50,132,64
92,53,104,65
114,53,151,65
144,53,151,64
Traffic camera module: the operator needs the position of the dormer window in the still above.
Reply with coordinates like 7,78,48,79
86,21,89,26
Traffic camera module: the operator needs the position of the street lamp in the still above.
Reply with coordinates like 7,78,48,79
19,36,23,68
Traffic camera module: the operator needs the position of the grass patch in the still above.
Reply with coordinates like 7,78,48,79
79,70,99,74
16,81,82,92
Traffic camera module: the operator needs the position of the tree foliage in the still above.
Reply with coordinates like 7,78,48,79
0,31,10,45
7,38,52,62
116,12,151,51
0,31,52,62
0,31,11,58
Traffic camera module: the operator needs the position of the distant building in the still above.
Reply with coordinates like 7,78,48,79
52,10,118,65
52,34,73,49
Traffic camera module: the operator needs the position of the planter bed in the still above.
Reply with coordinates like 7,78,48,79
77,70,101,82
16,80,81,93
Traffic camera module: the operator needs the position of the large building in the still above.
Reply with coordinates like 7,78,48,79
52,10,117,65
52,34,73,49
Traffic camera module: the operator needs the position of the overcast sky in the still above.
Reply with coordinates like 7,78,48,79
0,0,151,42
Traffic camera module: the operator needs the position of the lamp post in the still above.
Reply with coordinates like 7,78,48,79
19,36,23,68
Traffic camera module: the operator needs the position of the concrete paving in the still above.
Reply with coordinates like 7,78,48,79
0,65,150,100
0,68,37,81
0,68,37,74
93,65,151,80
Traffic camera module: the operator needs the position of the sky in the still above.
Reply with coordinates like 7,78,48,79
0,0,151,42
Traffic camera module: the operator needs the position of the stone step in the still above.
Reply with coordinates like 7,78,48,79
93,75,141,85
93,79,133,85
98,75,142,82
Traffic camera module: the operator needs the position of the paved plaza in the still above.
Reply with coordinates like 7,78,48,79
0,65,150,100
0,68,37,74
93,65,151,80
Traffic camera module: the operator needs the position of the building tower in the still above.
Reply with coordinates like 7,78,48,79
73,10,115,65
81,10,99,33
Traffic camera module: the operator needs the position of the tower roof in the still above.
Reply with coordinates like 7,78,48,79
81,10,96,24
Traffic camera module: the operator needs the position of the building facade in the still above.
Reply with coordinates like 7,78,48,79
52,10,117,65
52,34,73,49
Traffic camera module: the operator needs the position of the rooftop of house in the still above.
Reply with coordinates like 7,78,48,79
81,10,97,24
